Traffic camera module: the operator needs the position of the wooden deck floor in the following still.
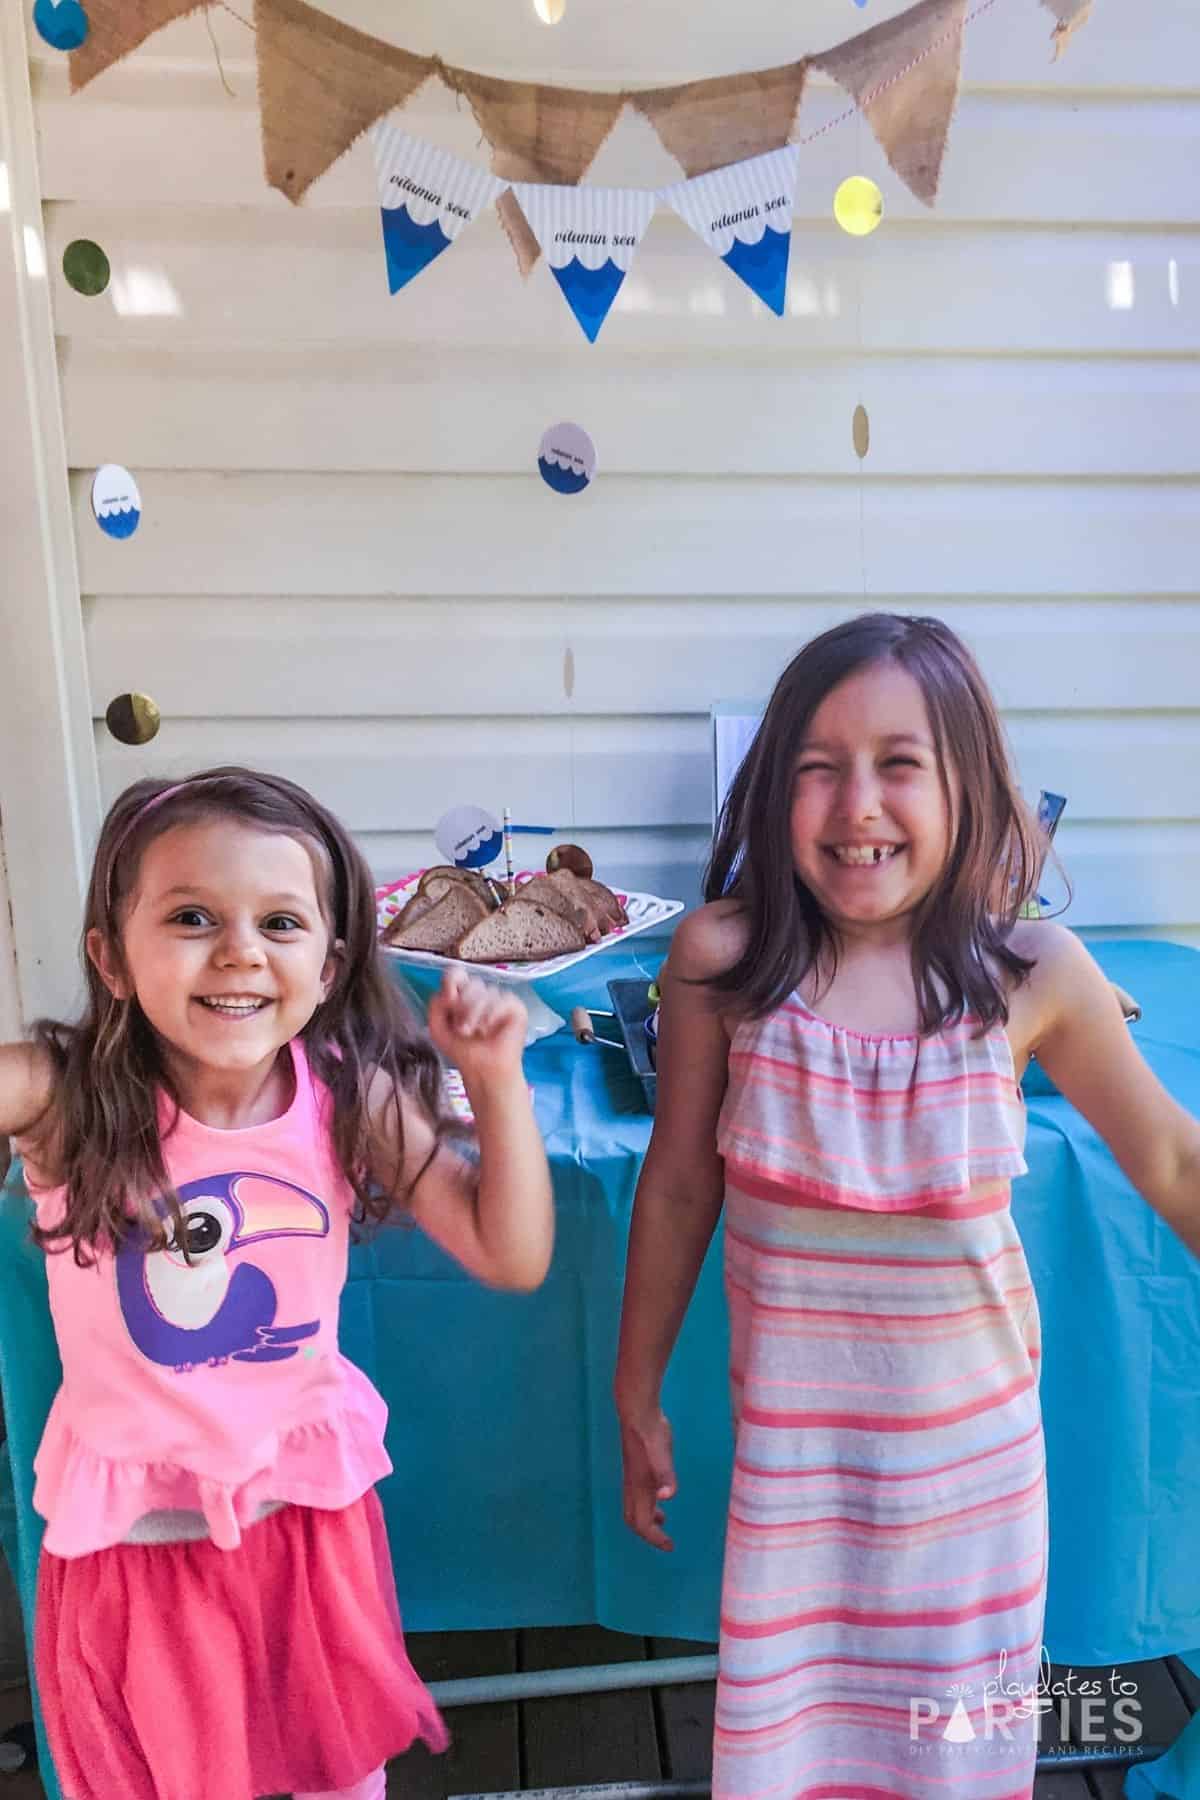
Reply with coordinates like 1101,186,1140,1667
394,1631,1200,1800
1,1630,1195,1797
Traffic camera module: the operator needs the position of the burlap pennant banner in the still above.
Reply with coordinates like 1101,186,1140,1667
1040,0,1094,56
661,145,802,317
370,123,504,295
812,0,969,205
63,0,1096,272
632,62,808,179
512,185,658,342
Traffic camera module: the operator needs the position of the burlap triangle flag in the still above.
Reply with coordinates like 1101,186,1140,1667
632,62,808,179
812,0,968,205
443,70,626,276
69,0,206,91
493,191,541,281
1040,0,1093,56
255,0,434,203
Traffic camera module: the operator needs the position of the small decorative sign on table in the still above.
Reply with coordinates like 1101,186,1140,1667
1022,789,1067,919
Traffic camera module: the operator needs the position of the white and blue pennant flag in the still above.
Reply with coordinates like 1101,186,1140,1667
661,144,801,316
370,121,504,294
513,183,658,343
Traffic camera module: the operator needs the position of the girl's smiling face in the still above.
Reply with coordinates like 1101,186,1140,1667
89,818,337,1095
789,660,957,942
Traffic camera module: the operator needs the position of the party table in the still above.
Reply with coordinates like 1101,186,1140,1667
1,938,1198,1799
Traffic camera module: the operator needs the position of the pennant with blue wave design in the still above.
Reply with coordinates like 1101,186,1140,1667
513,184,658,344
661,145,801,317
370,121,504,295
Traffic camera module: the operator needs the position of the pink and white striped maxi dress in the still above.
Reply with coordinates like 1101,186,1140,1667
713,992,1046,1800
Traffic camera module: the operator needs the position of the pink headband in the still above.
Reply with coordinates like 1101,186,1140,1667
104,779,203,910
101,774,341,925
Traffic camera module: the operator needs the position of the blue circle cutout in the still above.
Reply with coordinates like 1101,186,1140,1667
33,0,89,51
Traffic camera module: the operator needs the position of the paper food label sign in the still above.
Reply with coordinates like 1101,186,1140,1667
435,804,503,869
371,122,503,294
662,145,801,316
1037,792,1067,841
514,184,657,343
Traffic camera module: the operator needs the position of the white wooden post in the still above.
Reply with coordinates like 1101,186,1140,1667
0,3,101,1027
0,812,21,1040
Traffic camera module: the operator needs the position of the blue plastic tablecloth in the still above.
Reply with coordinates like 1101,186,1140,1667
1,938,1198,1799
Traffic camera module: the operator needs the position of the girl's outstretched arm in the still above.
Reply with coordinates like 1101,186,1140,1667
614,903,742,1551
1024,925,1200,1257
370,971,553,1292
0,1043,54,1186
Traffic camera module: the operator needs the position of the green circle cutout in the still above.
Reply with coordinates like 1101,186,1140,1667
63,239,111,297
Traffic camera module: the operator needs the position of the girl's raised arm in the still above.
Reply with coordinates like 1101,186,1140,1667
369,973,553,1293
1025,925,1200,1257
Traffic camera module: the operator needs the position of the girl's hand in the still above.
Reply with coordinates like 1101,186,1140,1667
369,970,550,1290
427,969,527,1090
618,1403,678,1552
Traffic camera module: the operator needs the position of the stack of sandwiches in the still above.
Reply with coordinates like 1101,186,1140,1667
381,845,628,965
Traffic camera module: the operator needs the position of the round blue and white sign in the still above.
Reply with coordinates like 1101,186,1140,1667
435,804,503,870
91,464,142,540
538,423,596,497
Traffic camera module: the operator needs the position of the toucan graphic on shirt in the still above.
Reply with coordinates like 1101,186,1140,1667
115,1172,331,1372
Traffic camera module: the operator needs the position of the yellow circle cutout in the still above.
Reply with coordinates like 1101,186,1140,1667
834,176,884,237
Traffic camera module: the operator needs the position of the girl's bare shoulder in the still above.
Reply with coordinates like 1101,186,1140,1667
665,900,751,984
1006,916,1086,989
1003,917,1122,1059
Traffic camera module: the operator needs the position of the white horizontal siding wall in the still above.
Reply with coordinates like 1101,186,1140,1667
19,0,1200,944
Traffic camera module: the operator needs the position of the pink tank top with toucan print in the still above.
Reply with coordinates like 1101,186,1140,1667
31,1040,391,1557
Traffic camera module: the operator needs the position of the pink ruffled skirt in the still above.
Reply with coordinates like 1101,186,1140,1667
36,1492,447,1800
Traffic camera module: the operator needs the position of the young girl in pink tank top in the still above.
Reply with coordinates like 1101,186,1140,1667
616,614,1200,1800
0,767,553,1800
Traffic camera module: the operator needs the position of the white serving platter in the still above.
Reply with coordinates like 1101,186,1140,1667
377,872,683,981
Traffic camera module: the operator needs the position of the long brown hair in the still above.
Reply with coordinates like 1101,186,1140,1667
705,613,1046,1032
31,767,454,1262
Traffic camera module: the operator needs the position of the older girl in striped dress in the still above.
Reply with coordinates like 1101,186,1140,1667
616,613,1200,1800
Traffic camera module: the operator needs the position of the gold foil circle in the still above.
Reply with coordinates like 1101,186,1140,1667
853,404,870,459
104,692,161,745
